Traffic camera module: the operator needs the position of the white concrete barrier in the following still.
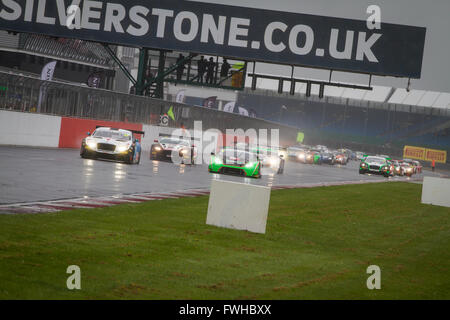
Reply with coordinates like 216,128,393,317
206,179,271,234
421,177,450,208
0,110,61,148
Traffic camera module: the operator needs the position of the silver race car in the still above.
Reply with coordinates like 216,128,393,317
150,136,197,164
80,127,144,164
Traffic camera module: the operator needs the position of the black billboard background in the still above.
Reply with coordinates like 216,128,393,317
0,0,426,78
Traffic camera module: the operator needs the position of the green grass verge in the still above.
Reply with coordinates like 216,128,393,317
0,182,449,300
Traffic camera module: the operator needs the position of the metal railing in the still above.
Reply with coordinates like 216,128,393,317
0,71,299,145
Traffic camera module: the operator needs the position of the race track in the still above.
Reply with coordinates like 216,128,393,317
0,146,436,205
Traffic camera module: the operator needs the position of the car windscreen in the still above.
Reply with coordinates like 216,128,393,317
160,138,190,146
401,163,412,167
93,130,131,141
365,157,386,163
218,150,258,162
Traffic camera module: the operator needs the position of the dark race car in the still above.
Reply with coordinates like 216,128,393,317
320,152,336,165
80,127,144,164
150,137,197,164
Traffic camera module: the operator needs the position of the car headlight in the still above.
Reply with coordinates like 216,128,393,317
154,146,162,151
180,149,189,155
245,162,255,168
214,157,222,165
86,141,97,149
117,145,129,153
269,157,278,167
361,163,367,168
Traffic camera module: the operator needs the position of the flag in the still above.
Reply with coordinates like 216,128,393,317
238,107,249,117
223,102,235,113
37,61,57,112
87,72,102,88
168,106,175,121
203,96,217,109
232,62,245,70
175,90,186,103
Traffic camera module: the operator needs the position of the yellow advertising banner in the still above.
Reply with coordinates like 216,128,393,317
403,146,447,163
424,148,447,164
403,146,425,160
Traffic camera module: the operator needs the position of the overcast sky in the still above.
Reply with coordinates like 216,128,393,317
190,0,450,93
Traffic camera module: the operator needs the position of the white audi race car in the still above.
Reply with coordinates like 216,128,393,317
80,127,144,164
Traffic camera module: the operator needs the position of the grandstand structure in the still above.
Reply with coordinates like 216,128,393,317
237,80,450,160
0,31,119,90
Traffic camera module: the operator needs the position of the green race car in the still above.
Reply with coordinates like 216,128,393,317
359,156,392,177
208,149,262,178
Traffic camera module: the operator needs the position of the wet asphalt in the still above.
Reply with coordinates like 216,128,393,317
0,146,435,205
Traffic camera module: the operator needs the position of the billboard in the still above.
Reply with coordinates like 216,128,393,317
403,146,426,160
424,148,447,164
403,146,447,163
0,0,426,78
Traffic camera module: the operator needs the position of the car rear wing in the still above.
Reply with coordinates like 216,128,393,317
131,130,145,137
158,133,200,142
95,126,145,136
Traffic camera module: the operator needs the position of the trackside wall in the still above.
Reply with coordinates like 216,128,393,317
0,111,212,152
58,117,144,149
0,110,61,148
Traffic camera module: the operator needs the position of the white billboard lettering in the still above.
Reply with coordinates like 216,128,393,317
289,24,314,55
0,0,21,21
24,0,33,22
152,8,174,38
127,6,150,37
356,32,382,62
104,3,126,33
264,21,287,53
329,29,354,60
0,0,426,78
81,0,102,31
36,0,55,25
174,11,199,42
201,14,226,45
228,17,250,48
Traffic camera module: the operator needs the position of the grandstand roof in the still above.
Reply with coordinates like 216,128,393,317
245,75,450,109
